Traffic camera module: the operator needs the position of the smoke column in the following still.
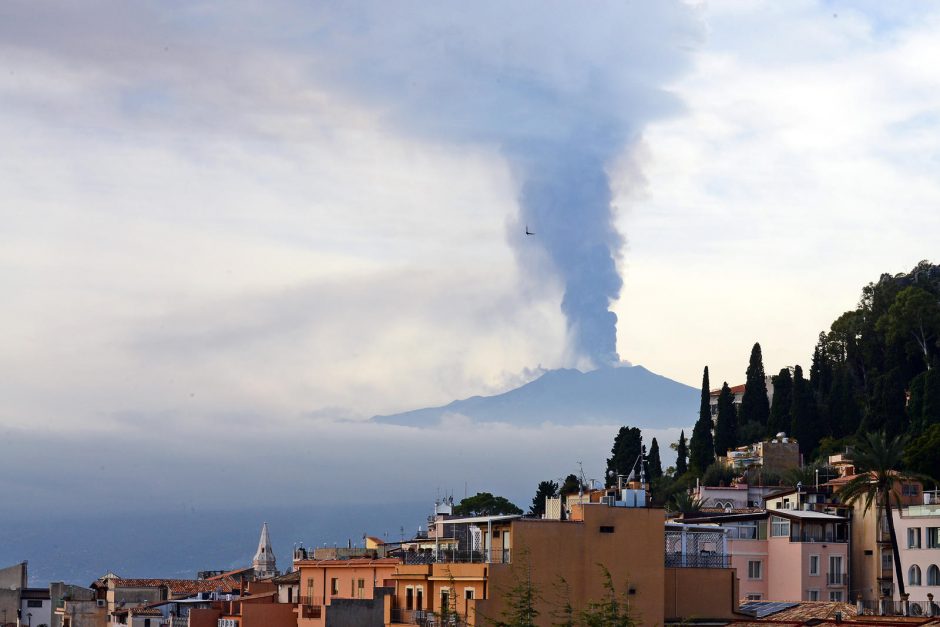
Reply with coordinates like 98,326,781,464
312,1,700,367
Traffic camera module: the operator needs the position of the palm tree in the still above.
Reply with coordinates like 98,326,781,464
666,491,704,516
838,431,916,599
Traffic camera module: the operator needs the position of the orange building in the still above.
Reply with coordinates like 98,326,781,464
295,558,400,626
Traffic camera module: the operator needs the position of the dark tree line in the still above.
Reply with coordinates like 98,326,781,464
684,261,940,479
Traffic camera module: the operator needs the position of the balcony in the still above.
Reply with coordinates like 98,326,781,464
390,609,469,626
664,552,731,569
400,548,510,565
827,572,847,586
299,596,324,619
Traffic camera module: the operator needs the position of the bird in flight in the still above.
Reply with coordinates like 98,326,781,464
525,224,535,236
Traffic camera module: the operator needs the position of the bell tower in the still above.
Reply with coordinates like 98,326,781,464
252,522,278,578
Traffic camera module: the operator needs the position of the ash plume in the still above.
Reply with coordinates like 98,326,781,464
312,1,701,367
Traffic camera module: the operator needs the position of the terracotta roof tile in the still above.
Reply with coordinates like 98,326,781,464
110,577,240,595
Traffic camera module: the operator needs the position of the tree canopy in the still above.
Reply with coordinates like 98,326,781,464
606,426,642,486
529,480,559,517
454,492,523,516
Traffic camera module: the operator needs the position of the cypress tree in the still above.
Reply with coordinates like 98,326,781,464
828,366,861,438
713,382,738,456
790,365,819,458
647,438,663,481
690,367,715,475
675,430,688,476
740,342,770,430
768,367,793,436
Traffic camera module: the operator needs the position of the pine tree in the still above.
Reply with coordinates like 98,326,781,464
740,343,770,430
689,367,715,475
675,430,688,476
529,480,559,517
713,382,737,456
767,367,793,437
646,438,663,481
605,426,643,486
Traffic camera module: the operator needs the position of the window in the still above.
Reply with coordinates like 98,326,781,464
416,587,423,611
909,565,922,586
830,555,844,582
440,589,450,612
406,587,414,611
809,555,820,576
27,600,43,608
745,593,762,601
331,578,339,596
928,564,940,586
748,560,762,580
465,588,475,600
357,579,365,599
829,591,844,602
883,552,893,571
902,483,920,496
909,528,923,549
771,516,790,537
808,590,820,601
599,526,615,533
927,527,940,549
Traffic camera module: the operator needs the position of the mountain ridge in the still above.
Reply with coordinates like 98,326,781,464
373,364,697,428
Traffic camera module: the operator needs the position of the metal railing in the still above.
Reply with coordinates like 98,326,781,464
827,572,847,586
401,549,511,565
390,609,468,626
299,596,324,619
664,552,731,568
857,600,939,617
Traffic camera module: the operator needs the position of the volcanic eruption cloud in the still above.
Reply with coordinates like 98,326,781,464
316,2,700,367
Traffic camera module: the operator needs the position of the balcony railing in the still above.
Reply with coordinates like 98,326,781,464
299,596,324,619
789,531,848,543
390,609,468,626
401,549,511,565
827,572,847,586
664,552,731,569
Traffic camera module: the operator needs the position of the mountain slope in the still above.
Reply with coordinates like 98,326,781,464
373,365,697,427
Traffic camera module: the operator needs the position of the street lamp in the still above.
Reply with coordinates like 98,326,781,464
27,612,32,627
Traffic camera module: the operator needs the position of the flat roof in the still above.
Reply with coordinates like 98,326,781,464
770,509,847,522
438,514,521,525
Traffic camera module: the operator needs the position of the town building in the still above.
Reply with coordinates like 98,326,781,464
825,466,924,606
676,486,851,604
0,562,28,627
709,376,775,421
892,488,940,616
721,435,802,475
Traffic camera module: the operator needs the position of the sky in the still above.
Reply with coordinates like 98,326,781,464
2,1,940,520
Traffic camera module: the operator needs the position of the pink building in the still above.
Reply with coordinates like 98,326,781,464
678,505,849,602
892,489,940,616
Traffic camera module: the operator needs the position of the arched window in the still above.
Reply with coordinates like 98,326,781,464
928,564,940,586
909,564,922,586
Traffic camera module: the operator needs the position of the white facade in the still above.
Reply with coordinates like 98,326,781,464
892,490,940,615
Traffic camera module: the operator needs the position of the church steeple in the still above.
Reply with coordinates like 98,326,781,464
252,522,278,578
